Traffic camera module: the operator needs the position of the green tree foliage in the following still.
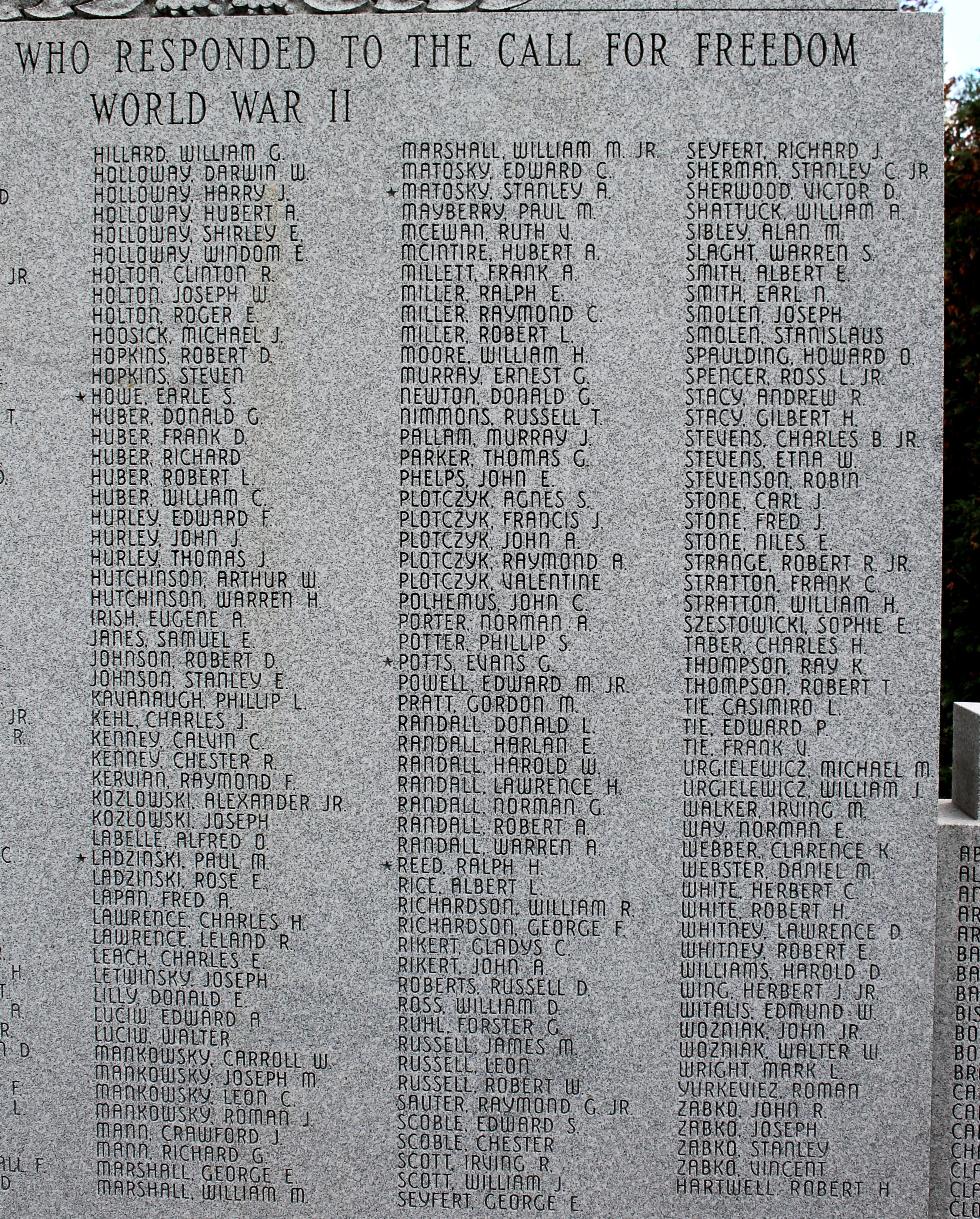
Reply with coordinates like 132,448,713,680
942,71,980,790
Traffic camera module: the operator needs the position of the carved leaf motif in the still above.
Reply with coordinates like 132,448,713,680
296,0,366,10
0,0,528,17
21,0,75,16
77,0,144,14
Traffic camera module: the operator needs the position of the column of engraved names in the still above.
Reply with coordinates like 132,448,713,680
396,136,629,1215
0,104,40,1216
931,826,980,1219
677,137,918,1205
89,138,321,1209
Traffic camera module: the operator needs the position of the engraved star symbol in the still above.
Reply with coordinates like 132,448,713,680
386,187,397,198
384,657,393,667
78,854,86,863
382,861,393,870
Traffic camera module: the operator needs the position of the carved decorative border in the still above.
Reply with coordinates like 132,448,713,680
1,0,527,19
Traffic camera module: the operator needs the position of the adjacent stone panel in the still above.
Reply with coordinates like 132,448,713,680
932,805,980,1219
953,704,980,820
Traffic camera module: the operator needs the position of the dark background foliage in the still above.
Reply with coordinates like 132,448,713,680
942,70,980,791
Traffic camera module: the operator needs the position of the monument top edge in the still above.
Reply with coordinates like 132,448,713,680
0,0,904,22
